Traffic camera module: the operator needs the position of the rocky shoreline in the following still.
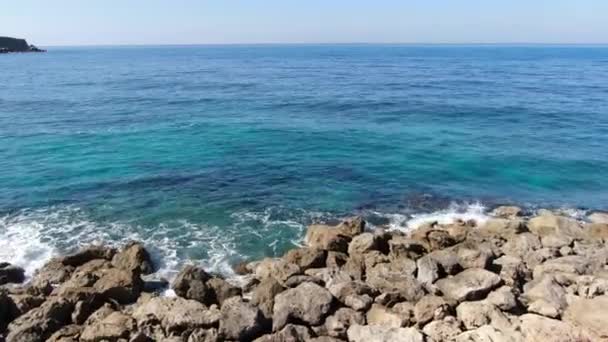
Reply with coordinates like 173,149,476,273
2,207,608,341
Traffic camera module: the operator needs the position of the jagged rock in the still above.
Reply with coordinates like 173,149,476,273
306,217,365,253
423,316,462,341
254,258,302,285
528,214,584,239
414,295,451,326
284,274,323,288
416,255,440,285
60,246,116,267
348,233,387,257
205,277,242,305
366,268,424,303
83,304,115,326
533,255,591,279
46,325,83,342
491,206,522,218
30,259,74,289
219,296,264,341
501,233,541,258
589,212,608,224
478,218,525,239
80,311,136,342
523,275,566,318
486,286,517,311
367,304,408,327
7,293,45,318
456,301,511,330
251,277,285,318
171,265,212,303
326,251,349,269
389,237,428,260
392,302,416,326
284,247,327,270
0,264,25,285
563,295,608,339
519,313,589,341
428,249,461,275
93,267,142,304
337,216,366,237
325,308,364,338
187,328,219,342
435,268,502,302
132,297,218,333
346,324,424,342
111,242,154,275
328,281,376,311
6,297,74,342
273,282,334,331
71,292,105,324
254,324,313,342
492,255,530,288
456,242,494,269
454,324,523,342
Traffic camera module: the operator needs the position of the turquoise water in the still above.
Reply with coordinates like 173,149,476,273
1,45,607,277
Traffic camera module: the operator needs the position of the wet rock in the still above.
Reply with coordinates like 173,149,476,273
346,324,424,342
491,206,522,218
219,296,264,341
254,324,313,342
80,311,136,342
284,247,326,270
435,268,502,302
60,246,116,267
422,316,462,341
0,264,25,285
111,242,154,275
325,308,364,338
6,297,74,342
328,281,376,311
273,282,334,331
171,265,212,303
1,290,17,331
414,295,451,326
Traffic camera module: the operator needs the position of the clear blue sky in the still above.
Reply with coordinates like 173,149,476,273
3,0,608,46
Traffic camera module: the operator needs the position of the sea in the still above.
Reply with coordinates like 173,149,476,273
1,44,607,280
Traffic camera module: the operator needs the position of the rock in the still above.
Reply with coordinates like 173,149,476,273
479,218,525,239
428,249,461,275
111,242,154,275
528,214,584,239
219,296,264,341
251,277,285,318
586,223,608,241
325,308,364,338
7,294,45,318
392,302,416,326
205,277,242,305
348,233,387,257
0,264,25,285
492,255,530,288
1,290,17,331
486,286,517,311
563,295,608,339
273,282,334,331
30,259,74,289
60,246,116,267
454,324,523,342
414,295,451,326
501,233,541,258
456,242,493,269
80,311,136,342
254,324,313,342
171,265,212,303
588,212,608,224
456,301,511,331
520,313,590,341
389,237,428,260
491,206,522,218
46,325,83,342
187,328,219,342
416,255,440,285
346,324,424,342
328,281,376,311
93,267,142,304
435,268,502,302
132,296,218,333
284,275,323,288
326,251,349,269
541,234,573,249
6,297,74,342
422,316,462,341
523,275,566,318
338,216,366,237
365,269,424,303
306,225,352,252
284,247,327,270
533,255,591,279
366,304,407,327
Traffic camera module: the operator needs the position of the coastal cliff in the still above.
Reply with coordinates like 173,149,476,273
2,208,608,341
0,37,45,53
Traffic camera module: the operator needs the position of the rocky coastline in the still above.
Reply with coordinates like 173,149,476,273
2,207,608,341
0,37,45,53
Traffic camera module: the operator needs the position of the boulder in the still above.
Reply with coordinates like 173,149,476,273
528,214,584,239
533,255,591,279
491,206,522,218
325,308,364,338
273,282,334,331
132,297,218,333
422,316,462,341
478,218,525,239
326,251,349,269
328,281,376,311
111,242,154,275
205,277,242,305
563,295,608,339
93,267,142,304
60,246,116,267
6,293,45,318
366,304,407,327
284,247,326,270
0,264,25,285
30,259,74,289
520,313,589,341
414,295,451,326
589,212,608,224
219,296,264,341
389,237,428,260
427,249,461,275
501,233,541,258
6,297,74,342
346,324,424,342
416,255,440,285
80,311,135,342
456,242,494,269
254,324,313,342
171,265,212,303
348,233,387,257
486,286,518,312
492,255,530,288
435,268,502,302
251,277,285,318
187,328,219,342
523,275,566,318
456,301,511,331
306,225,351,252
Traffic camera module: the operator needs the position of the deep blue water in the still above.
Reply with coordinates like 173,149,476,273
1,45,607,276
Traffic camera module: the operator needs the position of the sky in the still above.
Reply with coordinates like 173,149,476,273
2,0,608,46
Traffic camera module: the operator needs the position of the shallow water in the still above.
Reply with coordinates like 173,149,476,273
1,45,607,277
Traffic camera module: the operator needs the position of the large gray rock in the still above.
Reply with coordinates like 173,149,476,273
528,214,584,239
491,206,522,219
284,247,326,270
346,324,424,342
273,282,334,331
93,267,143,304
111,242,154,275
60,246,116,267
456,301,511,331
416,255,440,285
132,296,219,334
435,268,502,302
171,265,212,303
219,296,264,341
306,217,365,252
348,233,388,257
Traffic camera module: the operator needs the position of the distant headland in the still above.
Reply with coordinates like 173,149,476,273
0,36,45,53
